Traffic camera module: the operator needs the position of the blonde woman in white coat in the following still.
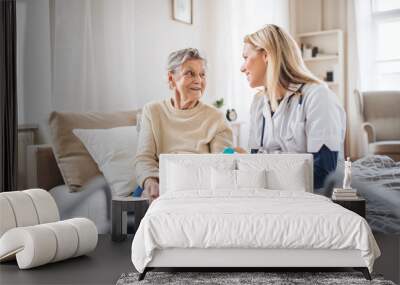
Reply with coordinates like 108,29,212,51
238,24,346,190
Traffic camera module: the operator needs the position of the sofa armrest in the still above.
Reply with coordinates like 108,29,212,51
362,122,376,143
27,145,64,190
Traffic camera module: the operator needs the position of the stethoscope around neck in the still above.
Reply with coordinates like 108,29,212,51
251,83,305,154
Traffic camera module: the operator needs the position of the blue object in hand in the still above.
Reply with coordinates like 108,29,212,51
132,186,144,197
223,147,235,154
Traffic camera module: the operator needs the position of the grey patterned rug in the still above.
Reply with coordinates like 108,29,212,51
116,271,396,285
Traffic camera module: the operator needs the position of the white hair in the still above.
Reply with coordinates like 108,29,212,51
167,48,207,73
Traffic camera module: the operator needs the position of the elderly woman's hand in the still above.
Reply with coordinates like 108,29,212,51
144,177,159,203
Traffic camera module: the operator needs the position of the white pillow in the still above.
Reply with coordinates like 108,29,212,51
163,156,235,193
73,126,137,197
167,162,212,191
237,157,309,192
212,169,236,189
266,161,307,191
211,168,267,190
236,169,267,188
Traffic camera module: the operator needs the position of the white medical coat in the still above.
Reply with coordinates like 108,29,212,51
248,83,346,153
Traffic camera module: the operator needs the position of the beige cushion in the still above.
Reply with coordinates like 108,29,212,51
49,110,138,192
369,141,400,155
362,91,400,141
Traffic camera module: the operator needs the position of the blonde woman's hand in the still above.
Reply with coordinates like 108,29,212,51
234,147,248,154
143,177,159,203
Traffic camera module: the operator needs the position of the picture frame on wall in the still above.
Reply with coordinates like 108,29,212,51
172,0,193,25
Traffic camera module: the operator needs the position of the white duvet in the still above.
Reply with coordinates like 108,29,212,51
131,190,380,273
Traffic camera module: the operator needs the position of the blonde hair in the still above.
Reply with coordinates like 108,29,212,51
244,24,320,111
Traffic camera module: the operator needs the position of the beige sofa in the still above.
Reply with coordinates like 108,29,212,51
356,90,400,161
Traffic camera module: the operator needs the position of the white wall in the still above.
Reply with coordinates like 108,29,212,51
206,0,290,147
134,0,215,108
17,0,289,147
17,0,215,144
16,0,53,143
292,0,346,34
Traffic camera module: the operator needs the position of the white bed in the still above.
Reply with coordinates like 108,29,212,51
131,154,380,280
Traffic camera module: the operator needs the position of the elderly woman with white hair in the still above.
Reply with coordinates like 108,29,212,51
134,48,233,201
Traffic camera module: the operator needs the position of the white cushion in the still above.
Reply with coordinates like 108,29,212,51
0,189,60,237
0,189,59,238
160,154,313,194
163,155,235,194
0,189,98,269
266,161,307,191
42,221,78,262
236,169,267,188
0,192,39,227
238,158,308,191
64,218,98,257
0,218,97,269
167,163,212,191
24,189,60,224
0,226,57,267
0,196,17,237
211,169,268,190
73,126,138,197
212,168,236,190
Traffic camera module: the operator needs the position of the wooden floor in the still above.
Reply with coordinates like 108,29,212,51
0,235,134,285
1,233,398,285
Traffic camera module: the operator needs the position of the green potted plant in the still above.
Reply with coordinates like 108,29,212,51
213,98,224,109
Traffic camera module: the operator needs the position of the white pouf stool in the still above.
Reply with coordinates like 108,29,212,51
0,189,98,269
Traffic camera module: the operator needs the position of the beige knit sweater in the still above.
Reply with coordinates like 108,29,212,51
134,98,233,188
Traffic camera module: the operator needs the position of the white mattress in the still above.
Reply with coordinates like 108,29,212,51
131,190,380,273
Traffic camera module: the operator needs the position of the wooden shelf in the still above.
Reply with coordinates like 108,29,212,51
298,29,342,38
18,124,39,131
304,55,339,62
326,82,339,87
317,80,338,87
297,29,345,107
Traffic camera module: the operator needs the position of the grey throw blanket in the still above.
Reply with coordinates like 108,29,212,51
324,155,400,235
